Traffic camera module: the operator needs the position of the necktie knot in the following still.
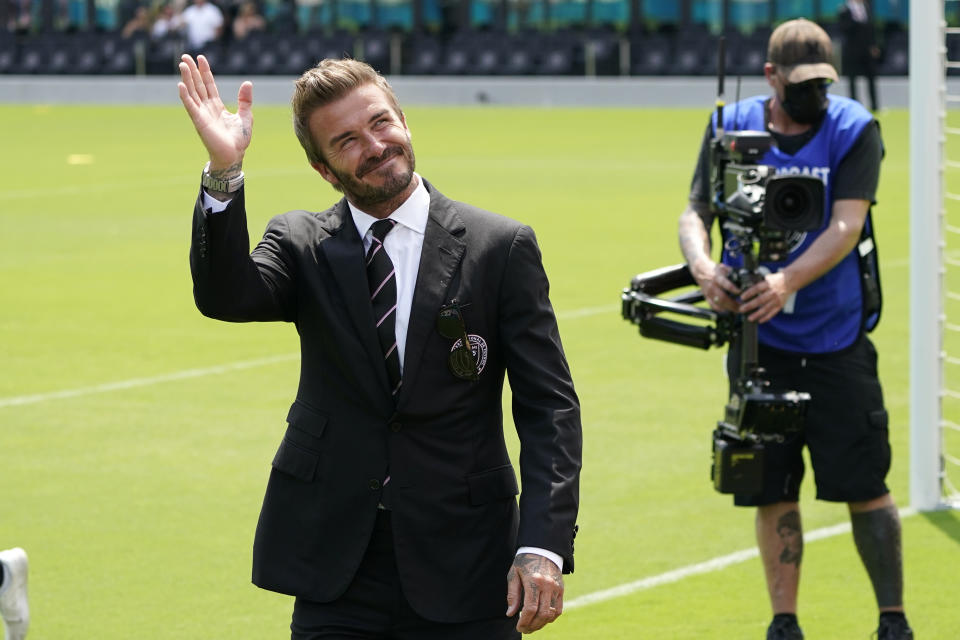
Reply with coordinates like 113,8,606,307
371,219,397,244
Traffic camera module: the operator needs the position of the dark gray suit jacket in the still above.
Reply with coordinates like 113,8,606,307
189,179,581,623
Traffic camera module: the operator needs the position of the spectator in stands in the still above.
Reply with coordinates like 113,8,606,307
7,0,32,32
232,1,265,40
151,2,184,39
121,4,151,38
839,0,880,111
181,0,223,52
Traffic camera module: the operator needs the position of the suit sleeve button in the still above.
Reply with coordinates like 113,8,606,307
369,479,381,490
390,422,402,432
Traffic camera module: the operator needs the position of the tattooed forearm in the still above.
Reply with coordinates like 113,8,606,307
209,162,243,180
678,205,714,266
776,510,804,567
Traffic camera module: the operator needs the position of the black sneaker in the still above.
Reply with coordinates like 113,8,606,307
876,616,914,640
767,617,804,640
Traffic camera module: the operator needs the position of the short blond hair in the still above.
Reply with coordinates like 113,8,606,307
292,58,403,164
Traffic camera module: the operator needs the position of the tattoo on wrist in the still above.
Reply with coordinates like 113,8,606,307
209,162,242,180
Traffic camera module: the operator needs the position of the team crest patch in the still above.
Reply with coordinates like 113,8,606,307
449,334,488,378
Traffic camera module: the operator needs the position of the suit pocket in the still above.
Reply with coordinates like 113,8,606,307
466,464,519,506
285,400,329,450
272,438,319,482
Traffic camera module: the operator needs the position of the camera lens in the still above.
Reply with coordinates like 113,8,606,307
773,185,809,219
763,176,824,232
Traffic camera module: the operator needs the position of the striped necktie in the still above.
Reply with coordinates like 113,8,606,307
366,219,402,399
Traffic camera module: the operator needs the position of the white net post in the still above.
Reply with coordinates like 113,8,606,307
910,0,947,511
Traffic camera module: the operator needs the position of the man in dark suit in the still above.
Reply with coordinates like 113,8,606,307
177,54,582,639
839,0,880,111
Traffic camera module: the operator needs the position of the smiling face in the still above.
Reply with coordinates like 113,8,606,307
308,83,417,215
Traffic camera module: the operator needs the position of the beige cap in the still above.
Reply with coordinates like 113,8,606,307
768,18,839,83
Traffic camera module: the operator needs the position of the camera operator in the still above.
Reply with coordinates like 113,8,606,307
677,19,912,640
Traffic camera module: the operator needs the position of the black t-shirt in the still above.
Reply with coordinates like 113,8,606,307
688,98,883,210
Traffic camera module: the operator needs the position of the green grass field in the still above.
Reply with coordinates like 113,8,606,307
2,101,959,639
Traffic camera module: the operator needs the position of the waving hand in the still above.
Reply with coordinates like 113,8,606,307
177,54,252,175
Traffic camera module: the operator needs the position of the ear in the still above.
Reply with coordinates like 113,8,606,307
763,62,776,88
311,161,339,188
399,110,411,139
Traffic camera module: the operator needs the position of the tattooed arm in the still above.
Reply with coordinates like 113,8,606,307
506,553,564,633
679,202,741,313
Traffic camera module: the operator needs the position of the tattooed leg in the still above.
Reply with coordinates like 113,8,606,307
756,502,802,614
850,495,904,611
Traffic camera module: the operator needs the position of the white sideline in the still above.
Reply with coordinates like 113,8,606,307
565,507,917,611
0,353,299,409
0,305,615,409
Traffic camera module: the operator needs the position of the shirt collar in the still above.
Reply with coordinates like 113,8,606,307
349,174,429,241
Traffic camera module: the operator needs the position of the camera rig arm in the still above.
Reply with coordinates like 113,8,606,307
621,263,737,350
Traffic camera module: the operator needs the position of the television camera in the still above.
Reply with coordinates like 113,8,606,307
621,38,825,495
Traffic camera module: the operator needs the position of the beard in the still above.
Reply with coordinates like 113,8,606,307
327,141,417,210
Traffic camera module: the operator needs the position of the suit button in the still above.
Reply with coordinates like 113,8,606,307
369,479,381,490
390,422,402,432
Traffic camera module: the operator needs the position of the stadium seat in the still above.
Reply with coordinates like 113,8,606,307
102,38,136,75
725,33,766,77
288,53,315,76
0,41,18,74
71,44,102,75
470,45,500,75
548,0,587,29
590,0,628,29
195,44,224,73
402,35,443,75
255,33,305,72
220,45,251,75
359,30,392,74
670,31,713,75
879,31,908,76
146,34,185,75
500,35,537,75
375,0,413,31
630,32,672,75
296,32,356,64
337,0,373,30
18,36,73,74
440,43,471,75
535,35,580,75
582,28,621,75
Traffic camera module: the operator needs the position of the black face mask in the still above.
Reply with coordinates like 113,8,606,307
780,79,830,124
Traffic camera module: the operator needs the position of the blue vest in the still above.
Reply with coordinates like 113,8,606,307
712,95,874,354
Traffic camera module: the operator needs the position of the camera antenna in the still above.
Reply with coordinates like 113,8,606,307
734,76,742,129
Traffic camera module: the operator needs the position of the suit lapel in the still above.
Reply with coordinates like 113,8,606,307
319,199,392,397
400,184,466,404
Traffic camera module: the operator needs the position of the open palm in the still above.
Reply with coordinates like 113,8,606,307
177,54,253,171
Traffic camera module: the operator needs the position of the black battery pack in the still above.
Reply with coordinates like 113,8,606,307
712,428,765,494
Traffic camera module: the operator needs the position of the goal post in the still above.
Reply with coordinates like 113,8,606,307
910,0,960,511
